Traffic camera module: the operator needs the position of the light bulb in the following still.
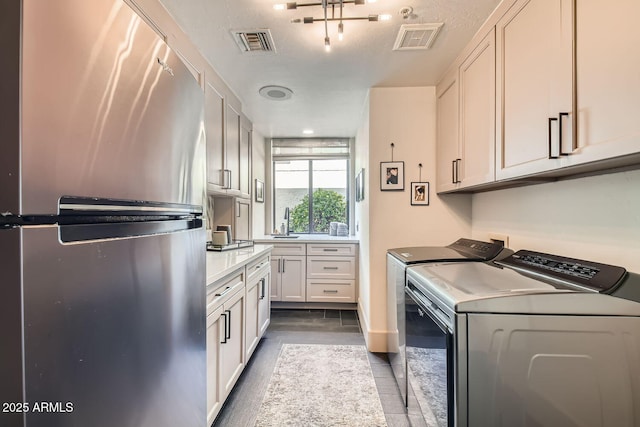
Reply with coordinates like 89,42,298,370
273,3,286,10
338,22,344,41
379,14,392,21
367,0,377,3
324,36,331,52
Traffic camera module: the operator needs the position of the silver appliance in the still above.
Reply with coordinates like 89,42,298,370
0,1,206,426
386,239,508,405
405,251,640,427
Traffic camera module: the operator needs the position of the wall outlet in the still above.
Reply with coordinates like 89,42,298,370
488,232,510,248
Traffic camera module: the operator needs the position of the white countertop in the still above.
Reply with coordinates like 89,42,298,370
206,244,273,286
254,234,359,244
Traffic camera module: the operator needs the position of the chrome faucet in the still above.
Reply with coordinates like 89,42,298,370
284,207,290,236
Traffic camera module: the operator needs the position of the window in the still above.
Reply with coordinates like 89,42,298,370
272,139,350,234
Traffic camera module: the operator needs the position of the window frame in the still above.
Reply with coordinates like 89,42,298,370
272,156,351,234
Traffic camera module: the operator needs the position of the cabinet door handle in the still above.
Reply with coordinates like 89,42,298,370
225,309,231,339
558,112,572,155
323,248,339,252
451,160,456,184
260,278,266,299
223,169,231,189
282,259,285,273
548,117,559,159
220,312,228,344
278,258,281,273
323,290,339,294
323,266,339,270
455,159,462,183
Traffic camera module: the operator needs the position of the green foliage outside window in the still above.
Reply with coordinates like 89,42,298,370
290,189,347,233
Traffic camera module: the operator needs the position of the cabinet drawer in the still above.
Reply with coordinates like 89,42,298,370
307,256,355,279
271,243,306,256
246,254,271,282
306,279,356,303
206,269,244,312
307,243,357,256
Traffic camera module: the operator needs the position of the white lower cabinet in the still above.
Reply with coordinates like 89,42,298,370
206,305,223,426
268,242,358,303
270,243,307,302
307,256,356,280
206,251,271,426
206,270,244,426
305,244,357,303
246,255,271,359
280,256,306,301
219,288,245,398
270,256,306,301
306,279,356,303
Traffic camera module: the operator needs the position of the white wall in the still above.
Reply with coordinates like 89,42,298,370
355,93,371,343
252,130,266,237
359,87,472,351
472,168,640,272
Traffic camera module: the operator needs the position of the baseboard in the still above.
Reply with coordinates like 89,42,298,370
357,303,388,353
271,302,358,311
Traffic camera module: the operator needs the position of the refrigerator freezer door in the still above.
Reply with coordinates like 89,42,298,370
0,228,23,427
16,225,206,427
18,0,205,215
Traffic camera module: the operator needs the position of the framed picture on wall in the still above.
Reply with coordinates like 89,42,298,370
380,161,404,191
410,182,429,206
355,168,365,202
255,179,264,203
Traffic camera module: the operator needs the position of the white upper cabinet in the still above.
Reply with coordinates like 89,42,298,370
225,104,241,194
436,69,460,193
205,81,226,191
239,117,252,198
436,28,496,193
495,0,573,180
566,0,640,167
204,83,252,198
459,28,496,188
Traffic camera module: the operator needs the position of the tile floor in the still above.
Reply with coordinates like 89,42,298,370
212,309,410,426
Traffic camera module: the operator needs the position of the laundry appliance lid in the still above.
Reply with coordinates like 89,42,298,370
406,262,640,316
388,238,504,265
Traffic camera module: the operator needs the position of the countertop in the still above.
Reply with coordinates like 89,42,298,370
206,244,273,286
253,234,359,244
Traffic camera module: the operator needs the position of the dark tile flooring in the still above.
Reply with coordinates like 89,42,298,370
212,309,410,427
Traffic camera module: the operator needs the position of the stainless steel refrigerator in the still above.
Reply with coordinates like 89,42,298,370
0,1,207,426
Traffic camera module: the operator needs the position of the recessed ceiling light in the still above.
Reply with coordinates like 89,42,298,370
259,85,293,100
302,129,314,135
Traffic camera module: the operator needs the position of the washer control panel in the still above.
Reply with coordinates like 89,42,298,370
497,250,627,293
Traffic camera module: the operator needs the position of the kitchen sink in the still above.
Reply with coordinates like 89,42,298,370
271,235,300,238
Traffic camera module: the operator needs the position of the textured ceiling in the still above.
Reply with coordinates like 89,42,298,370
158,0,501,138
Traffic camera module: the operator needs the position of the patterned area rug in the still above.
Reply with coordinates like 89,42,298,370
255,344,387,427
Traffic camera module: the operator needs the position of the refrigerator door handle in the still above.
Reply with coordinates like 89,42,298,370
59,218,202,243
59,196,202,216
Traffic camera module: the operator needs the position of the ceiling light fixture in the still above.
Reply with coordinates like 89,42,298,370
274,0,391,50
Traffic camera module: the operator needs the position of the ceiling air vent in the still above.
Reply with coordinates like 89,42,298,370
232,29,276,53
393,23,443,51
